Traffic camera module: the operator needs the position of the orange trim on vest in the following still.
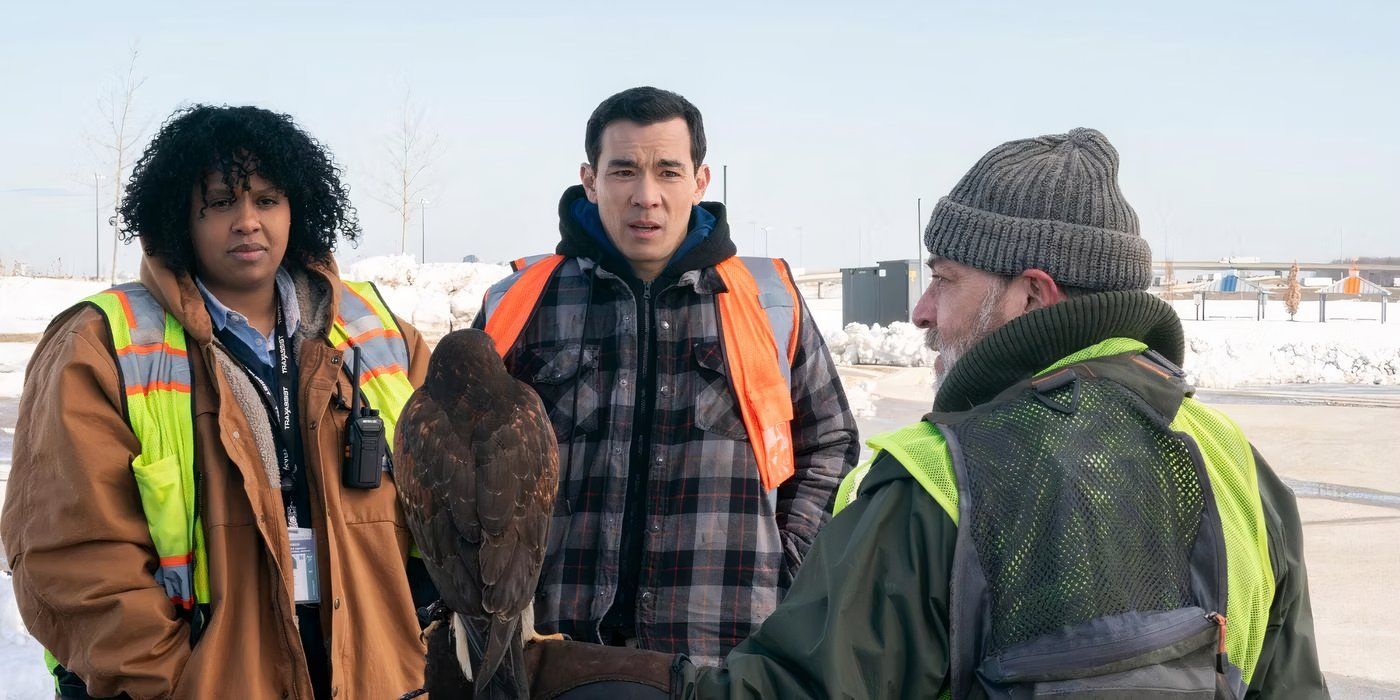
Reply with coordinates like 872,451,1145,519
484,254,567,359
715,258,796,490
332,324,405,348
483,254,799,490
358,363,408,384
159,553,194,567
118,342,189,358
125,380,192,397
111,289,138,329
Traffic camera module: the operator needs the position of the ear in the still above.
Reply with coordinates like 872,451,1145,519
693,163,711,204
580,163,599,203
1014,268,1066,313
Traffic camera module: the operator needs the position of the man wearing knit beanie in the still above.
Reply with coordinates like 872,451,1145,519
526,130,1329,698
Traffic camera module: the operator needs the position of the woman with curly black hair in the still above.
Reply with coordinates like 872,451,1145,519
3,104,437,699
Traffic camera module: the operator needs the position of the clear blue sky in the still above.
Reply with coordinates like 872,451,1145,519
1,0,1396,276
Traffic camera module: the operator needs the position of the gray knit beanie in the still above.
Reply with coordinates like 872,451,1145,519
924,128,1152,291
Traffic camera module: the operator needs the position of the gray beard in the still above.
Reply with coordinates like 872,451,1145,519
928,281,1007,392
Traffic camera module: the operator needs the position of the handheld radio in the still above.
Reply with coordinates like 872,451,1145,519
343,346,386,489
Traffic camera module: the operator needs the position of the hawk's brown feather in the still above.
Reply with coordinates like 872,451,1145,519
395,329,558,698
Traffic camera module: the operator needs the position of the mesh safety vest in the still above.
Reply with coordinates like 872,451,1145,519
480,254,802,490
44,279,413,682
835,340,1275,699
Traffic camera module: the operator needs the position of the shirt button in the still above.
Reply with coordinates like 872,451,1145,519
660,320,670,331
333,597,342,610
659,385,669,395
309,421,318,430
649,522,661,533
640,591,654,604
620,378,629,387
232,430,240,439
655,455,664,464
330,355,341,365
622,315,631,323
613,446,622,455
332,686,339,697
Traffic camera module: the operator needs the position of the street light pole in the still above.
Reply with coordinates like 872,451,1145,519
420,198,429,263
916,197,923,290
94,173,105,279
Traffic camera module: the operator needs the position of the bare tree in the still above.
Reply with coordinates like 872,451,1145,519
1285,261,1302,320
373,88,441,256
92,42,148,284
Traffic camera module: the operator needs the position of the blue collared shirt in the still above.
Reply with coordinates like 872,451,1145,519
196,267,301,372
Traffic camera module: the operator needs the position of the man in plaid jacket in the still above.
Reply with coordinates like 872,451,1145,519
473,86,859,664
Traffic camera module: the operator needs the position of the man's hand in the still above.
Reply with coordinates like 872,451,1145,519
524,638,677,699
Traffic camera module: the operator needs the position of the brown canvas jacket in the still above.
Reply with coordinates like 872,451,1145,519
1,253,430,699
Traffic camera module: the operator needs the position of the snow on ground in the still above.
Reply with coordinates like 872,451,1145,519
343,255,510,342
0,345,33,400
0,576,50,699
1,268,1398,396
0,276,110,335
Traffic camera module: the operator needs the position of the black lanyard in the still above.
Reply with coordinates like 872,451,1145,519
231,298,304,525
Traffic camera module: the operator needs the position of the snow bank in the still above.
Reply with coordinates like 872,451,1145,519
825,322,936,368
0,276,110,335
0,576,50,699
343,255,511,342
822,317,1400,389
1184,320,1400,387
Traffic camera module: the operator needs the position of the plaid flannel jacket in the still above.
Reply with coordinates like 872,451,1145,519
477,256,858,664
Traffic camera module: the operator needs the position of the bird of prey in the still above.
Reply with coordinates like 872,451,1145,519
395,328,559,698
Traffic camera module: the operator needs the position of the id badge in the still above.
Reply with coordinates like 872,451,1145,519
289,527,321,604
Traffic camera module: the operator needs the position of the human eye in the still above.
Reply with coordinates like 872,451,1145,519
258,193,282,207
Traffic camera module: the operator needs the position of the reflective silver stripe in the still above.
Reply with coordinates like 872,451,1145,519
109,284,194,392
338,312,384,340
483,268,529,322
481,255,578,324
337,282,410,370
736,257,797,387
153,562,195,606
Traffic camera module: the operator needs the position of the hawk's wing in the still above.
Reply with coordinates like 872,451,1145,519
395,375,559,623
473,382,558,619
395,390,484,617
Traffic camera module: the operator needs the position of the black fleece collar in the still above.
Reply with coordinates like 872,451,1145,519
932,291,1186,412
553,185,737,278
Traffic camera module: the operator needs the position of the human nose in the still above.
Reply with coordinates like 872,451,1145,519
911,283,936,328
232,196,261,235
631,174,661,209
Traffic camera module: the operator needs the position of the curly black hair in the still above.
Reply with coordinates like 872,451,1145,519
118,104,360,275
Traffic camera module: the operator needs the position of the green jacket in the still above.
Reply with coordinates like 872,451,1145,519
677,291,1326,699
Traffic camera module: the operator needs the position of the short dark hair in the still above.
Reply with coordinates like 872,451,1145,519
584,86,706,170
118,104,360,276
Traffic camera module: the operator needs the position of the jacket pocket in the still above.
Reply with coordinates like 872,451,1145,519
526,342,600,442
692,339,747,441
131,453,192,553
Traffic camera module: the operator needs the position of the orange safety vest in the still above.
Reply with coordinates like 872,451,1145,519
482,254,802,490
